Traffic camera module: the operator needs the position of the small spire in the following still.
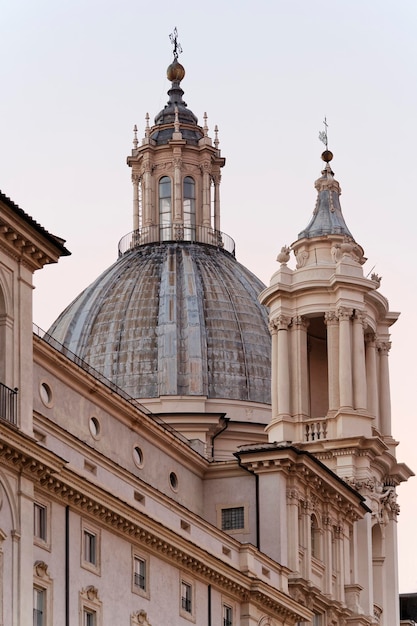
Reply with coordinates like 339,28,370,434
145,113,150,139
172,105,183,140
174,106,180,133
203,112,208,137
133,124,138,149
214,125,219,150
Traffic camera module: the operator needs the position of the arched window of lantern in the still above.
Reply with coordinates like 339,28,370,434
159,176,172,240
183,177,195,240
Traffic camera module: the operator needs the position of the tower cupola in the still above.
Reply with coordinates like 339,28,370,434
261,147,399,447
124,30,227,253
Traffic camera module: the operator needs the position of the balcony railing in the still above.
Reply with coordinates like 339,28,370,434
0,381,18,426
118,224,235,257
304,418,328,442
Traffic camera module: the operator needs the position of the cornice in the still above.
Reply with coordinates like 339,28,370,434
0,423,309,622
237,446,365,521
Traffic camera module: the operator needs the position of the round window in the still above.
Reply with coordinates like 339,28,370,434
89,416,101,438
169,471,178,491
133,446,144,468
40,382,53,407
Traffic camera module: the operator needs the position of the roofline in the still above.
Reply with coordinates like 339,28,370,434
235,443,371,513
0,189,71,257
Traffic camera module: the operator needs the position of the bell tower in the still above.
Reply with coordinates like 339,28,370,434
126,30,226,251
260,147,412,625
261,149,400,448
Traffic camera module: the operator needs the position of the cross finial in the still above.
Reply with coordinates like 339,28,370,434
169,27,183,60
318,116,329,149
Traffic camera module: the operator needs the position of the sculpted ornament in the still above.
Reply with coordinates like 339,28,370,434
295,249,308,269
276,245,290,265
371,272,382,287
131,610,152,626
34,560,49,578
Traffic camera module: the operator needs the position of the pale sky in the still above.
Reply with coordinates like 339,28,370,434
1,0,416,593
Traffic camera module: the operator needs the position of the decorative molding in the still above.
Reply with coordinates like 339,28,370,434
34,560,49,578
131,610,152,626
295,250,308,269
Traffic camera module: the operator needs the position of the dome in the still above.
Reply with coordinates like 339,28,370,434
48,242,271,404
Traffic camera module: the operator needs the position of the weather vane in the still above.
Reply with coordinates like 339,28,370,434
318,117,329,150
169,27,182,60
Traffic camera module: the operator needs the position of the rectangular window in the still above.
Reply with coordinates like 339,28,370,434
33,587,45,626
133,556,146,591
84,610,96,626
84,530,96,565
34,503,47,541
181,581,192,614
221,507,244,531
223,604,233,626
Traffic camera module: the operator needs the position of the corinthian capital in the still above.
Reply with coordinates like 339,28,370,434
291,315,309,330
324,311,338,325
337,306,353,322
377,341,391,355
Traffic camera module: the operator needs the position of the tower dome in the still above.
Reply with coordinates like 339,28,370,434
47,43,271,412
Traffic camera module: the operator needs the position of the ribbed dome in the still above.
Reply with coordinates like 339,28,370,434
48,243,271,404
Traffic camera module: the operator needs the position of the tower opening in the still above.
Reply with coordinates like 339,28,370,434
159,176,172,240
307,316,329,418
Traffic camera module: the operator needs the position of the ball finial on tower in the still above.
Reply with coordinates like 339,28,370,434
167,27,185,82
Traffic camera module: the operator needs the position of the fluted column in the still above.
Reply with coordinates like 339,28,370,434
290,316,309,418
277,315,291,417
213,174,221,231
338,307,353,409
365,332,379,423
269,319,278,420
325,311,339,412
286,489,300,573
132,174,140,231
352,310,367,410
323,516,333,595
143,162,152,225
202,162,211,226
378,340,392,436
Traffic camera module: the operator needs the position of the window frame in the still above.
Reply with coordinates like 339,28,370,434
179,577,195,622
183,176,196,239
159,176,172,240
132,549,149,598
216,503,249,535
81,520,101,575
79,586,102,626
33,499,50,549
223,602,233,626
33,561,53,626
33,586,46,626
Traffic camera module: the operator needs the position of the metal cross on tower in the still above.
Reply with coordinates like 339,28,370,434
318,117,329,150
169,27,183,60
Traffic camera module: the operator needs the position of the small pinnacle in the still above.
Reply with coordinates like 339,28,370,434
145,113,150,139
214,125,219,149
133,124,138,149
203,112,208,137
174,105,180,133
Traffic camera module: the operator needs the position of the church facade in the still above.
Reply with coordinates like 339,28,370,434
0,43,412,626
